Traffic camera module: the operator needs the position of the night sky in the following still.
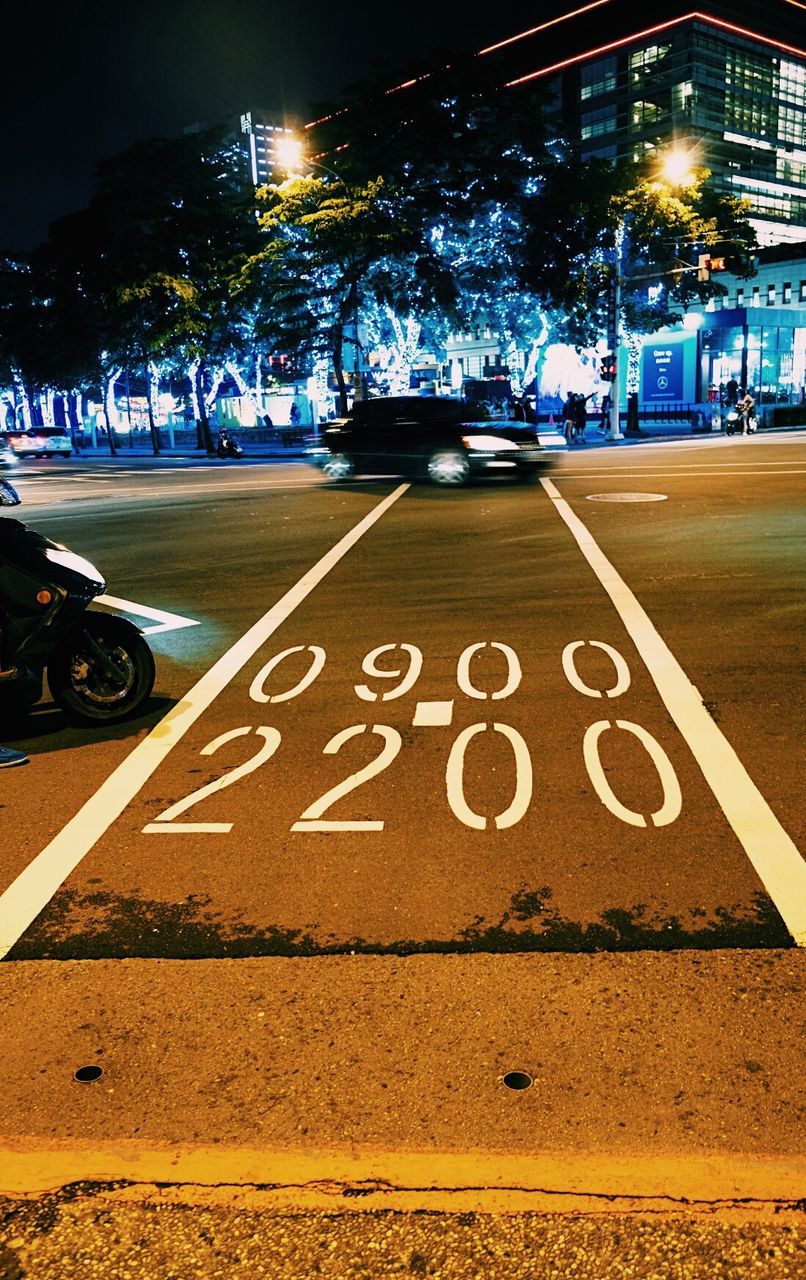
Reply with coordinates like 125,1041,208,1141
1,0,563,253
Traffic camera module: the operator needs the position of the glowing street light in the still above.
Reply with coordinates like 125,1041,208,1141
658,146,698,188
272,133,305,174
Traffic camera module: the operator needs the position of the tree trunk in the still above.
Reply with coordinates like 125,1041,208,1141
144,365,160,454
194,362,216,454
12,370,32,430
102,371,120,454
332,330,349,416
102,396,118,456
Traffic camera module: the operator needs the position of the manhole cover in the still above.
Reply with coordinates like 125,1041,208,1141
586,492,668,503
502,1070,533,1091
74,1065,103,1083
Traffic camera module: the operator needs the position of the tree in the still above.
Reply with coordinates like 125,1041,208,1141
254,173,422,413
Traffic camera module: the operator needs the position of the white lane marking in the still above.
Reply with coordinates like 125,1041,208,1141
0,484,409,959
96,595,201,636
541,476,806,946
142,823,232,834
291,821,384,832
413,700,455,727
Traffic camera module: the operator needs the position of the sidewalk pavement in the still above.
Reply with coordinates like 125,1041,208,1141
65,419,804,463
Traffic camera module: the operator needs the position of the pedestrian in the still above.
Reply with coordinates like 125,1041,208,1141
289,402,301,428
561,392,576,445
509,395,526,422
725,376,739,406
599,393,611,434
263,413,274,430
522,397,537,425
737,387,756,434
574,392,594,444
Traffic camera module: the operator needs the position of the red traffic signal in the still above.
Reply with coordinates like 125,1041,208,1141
698,254,727,281
599,354,616,381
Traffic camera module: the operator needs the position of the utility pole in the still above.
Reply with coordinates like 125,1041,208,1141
607,222,624,440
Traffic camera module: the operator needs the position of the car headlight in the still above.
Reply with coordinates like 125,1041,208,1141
461,434,518,451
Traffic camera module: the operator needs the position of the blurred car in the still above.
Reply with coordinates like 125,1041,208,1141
0,436,17,468
3,427,72,459
308,396,558,486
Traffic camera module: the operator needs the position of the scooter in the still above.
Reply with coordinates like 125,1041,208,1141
216,428,244,459
0,477,155,725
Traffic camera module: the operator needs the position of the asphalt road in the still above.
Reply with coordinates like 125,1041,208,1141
0,434,804,1276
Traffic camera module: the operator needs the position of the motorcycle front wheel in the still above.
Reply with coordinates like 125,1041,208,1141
47,614,156,725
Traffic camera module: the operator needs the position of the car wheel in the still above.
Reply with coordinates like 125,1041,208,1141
427,449,470,487
322,452,355,481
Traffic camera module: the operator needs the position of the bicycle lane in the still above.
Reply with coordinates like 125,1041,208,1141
1,474,801,961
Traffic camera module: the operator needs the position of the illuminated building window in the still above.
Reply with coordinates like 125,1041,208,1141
737,288,744,306
800,280,806,302
778,60,806,107
631,100,663,128
753,286,760,307
777,106,804,147
581,105,617,139
778,153,806,185
783,282,791,303
672,81,694,112
580,57,616,101
767,283,776,305
630,45,670,85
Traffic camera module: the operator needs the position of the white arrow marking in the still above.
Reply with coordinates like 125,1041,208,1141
95,594,201,636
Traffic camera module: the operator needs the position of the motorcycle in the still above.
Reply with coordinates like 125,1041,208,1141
0,478,155,726
216,429,244,459
725,409,740,435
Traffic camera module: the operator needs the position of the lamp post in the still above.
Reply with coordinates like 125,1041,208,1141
607,220,625,440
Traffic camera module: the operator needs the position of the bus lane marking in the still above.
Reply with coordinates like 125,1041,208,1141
541,476,806,947
0,484,410,960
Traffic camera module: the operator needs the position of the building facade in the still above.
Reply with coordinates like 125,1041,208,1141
481,1,805,246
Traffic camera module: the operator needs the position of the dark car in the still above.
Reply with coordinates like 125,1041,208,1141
310,396,555,486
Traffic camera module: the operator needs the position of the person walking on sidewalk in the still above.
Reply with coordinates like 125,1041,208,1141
561,392,576,446
574,392,594,444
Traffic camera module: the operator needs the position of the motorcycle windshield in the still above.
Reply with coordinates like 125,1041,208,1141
0,523,105,596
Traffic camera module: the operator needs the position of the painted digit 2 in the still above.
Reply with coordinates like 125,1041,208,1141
292,725,403,832
143,726,282,834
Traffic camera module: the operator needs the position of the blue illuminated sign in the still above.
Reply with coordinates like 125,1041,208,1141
643,342,683,400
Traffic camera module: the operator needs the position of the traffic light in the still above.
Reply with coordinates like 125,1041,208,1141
599,353,616,381
697,254,727,282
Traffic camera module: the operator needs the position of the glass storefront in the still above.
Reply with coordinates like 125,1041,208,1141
700,315,803,406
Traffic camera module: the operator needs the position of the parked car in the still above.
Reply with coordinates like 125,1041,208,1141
2,427,72,459
309,396,556,486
